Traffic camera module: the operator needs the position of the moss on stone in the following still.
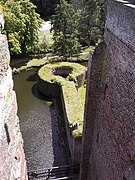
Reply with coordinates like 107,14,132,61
38,62,86,85
38,62,86,137
62,82,84,137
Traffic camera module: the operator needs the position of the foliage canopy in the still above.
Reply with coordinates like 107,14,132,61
0,0,42,55
31,0,60,20
78,0,106,46
51,0,81,59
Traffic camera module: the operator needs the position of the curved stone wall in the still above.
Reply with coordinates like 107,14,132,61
38,78,61,97
37,62,86,97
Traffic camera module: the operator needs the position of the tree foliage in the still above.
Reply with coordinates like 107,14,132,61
31,0,60,20
0,0,42,55
51,0,81,58
31,0,71,20
78,0,106,46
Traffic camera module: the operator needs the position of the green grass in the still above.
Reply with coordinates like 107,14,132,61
62,82,84,137
38,62,86,85
12,58,49,74
26,58,48,68
38,62,86,137
78,84,86,108
81,46,95,53
12,45,92,74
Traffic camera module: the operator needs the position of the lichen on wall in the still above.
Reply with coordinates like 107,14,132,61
0,36,27,179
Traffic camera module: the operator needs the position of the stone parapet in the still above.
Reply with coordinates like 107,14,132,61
0,35,27,179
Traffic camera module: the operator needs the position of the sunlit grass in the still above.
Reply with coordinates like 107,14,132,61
38,62,86,137
62,82,84,137
26,59,48,68
78,84,86,108
81,46,95,53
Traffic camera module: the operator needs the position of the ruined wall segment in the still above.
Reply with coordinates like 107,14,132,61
0,36,27,179
80,0,135,179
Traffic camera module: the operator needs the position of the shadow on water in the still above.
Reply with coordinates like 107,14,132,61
26,70,52,101
32,83,52,101
28,71,71,166
27,73,39,82
26,68,39,82
31,82,71,166
50,99,71,167
31,83,71,167
13,68,71,171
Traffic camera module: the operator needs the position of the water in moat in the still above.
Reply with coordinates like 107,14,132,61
13,68,70,171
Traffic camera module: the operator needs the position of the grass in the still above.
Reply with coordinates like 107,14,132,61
78,84,86,108
62,82,84,137
38,62,86,137
26,58,48,68
38,62,86,85
13,59,87,137
12,59,47,74
12,45,94,74
81,46,95,53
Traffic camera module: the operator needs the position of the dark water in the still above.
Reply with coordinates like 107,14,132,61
13,69,70,171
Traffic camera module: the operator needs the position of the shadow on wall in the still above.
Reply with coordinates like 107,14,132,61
26,70,52,101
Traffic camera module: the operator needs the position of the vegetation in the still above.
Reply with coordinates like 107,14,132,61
38,30,53,53
31,0,59,20
78,0,106,46
38,62,86,84
12,46,93,74
1,0,42,55
51,0,81,59
38,62,86,136
62,82,84,137
0,0,106,57
78,84,86,108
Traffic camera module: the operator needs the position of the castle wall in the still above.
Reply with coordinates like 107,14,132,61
0,36,27,179
80,0,135,179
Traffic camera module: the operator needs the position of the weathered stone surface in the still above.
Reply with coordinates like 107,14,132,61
0,36,27,179
80,0,135,179
0,35,9,72
80,42,106,180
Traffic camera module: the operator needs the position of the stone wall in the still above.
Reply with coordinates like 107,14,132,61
60,90,82,164
38,78,61,97
80,42,106,180
0,36,27,179
80,0,135,179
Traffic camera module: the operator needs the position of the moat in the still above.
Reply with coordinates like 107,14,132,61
13,68,70,171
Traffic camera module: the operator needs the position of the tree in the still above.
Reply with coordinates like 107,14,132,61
31,0,60,20
0,0,42,55
51,0,80,59
31,0,72,20
78,0,106,46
